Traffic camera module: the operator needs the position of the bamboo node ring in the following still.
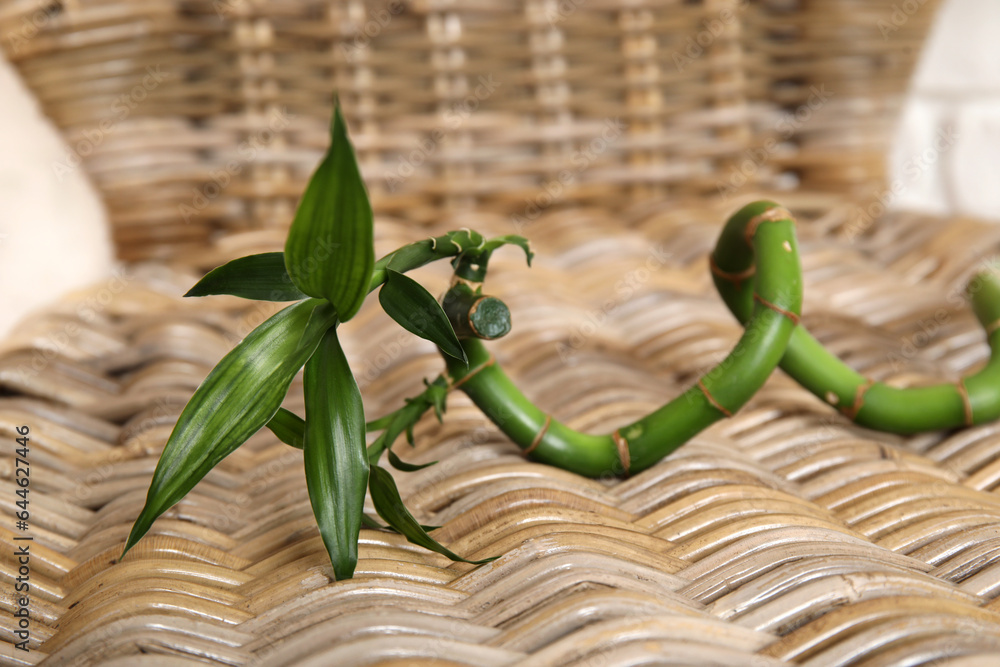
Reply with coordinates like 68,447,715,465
524,414,551,456
612,429,631,476
956,380,974,426
843,380,876,420
449,354,496,391
709,254,756,287
698,379,733,418
745,206,794,245
753,293,801,326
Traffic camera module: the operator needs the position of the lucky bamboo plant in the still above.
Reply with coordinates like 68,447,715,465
123,104,1000,580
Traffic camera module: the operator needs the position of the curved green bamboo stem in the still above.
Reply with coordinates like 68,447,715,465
442,203,803,477
712,203,1000,433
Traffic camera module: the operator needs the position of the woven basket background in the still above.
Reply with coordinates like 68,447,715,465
7,1,1000,665
0,0,934,265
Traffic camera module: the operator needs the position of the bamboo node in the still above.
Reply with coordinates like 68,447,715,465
744,206,794,245
449,354,496,391
612,429,631,476
956,381,974,426
709,254,756,288
698,379,733,418
523,414,551,456
753,293,801,326
987,318,1000,336
842,380,875,420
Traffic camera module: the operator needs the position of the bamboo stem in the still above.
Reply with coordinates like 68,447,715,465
711,204,1000,433
442,202,803,477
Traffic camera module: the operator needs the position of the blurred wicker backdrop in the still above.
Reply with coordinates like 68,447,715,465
0,0,937,267
15,2,1000,666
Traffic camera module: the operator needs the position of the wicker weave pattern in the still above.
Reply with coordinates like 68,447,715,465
0,0,752,266
3,201,1000,664
745,0,942,196
8,1,995,663
0,0,934,268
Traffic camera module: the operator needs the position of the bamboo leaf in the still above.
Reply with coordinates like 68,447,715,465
369,466,495,564
379,270,467,364
266,408,305,449
387,448,437,472
484,235,534,266
123,299,337,557
303,327,370,580
285,104,374,322
185,253,308,301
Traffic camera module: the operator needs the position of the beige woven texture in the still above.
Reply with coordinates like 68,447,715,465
7,0,1000,665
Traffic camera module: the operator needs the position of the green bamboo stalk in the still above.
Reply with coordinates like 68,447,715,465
441,202,803,477
711,202,1000,433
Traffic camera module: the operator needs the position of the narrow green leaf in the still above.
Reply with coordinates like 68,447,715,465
123,299,337,557
303,327,370,580
369,467,495,565
266,408,305,449
361,509,437,534
484,235,534,266
367,432,389,465
285,104,374,321
379,270,467,364
387,448,437,472
185,253,308,301
365,414,393,431
370,240,436,290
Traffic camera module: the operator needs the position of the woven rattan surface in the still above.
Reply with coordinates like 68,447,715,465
4,196,1000,665
0,0,937,267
